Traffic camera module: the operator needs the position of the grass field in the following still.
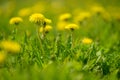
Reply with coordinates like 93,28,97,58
0,0,120,80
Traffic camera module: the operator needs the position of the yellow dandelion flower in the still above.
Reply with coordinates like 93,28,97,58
0,51,6,64
29,13,45,25
59,13,72,21
9,17,23,25
82,38,93,44
91,6,105,15
65,23,79,31
57,21,69,31
74,11,91,23
0,40,21,54
44,18,52,24
39,25,52,33
18,8,32,17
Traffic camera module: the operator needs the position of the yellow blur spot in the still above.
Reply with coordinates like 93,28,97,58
57,21,69,31
18,8,32,17
0,40,21,54
31,2,45,13
82,38,93,44
0,51,6,64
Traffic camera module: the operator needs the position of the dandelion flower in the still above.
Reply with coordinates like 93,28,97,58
82,38,93,44
59,13,72,21
39,25,52,33
91,6,105,15
29,13,45,25
18,8,32,17
9,17,23,25
44,18,52,24
0,40,21,54
43,18,52,27
0,51,6,64
74,11,91,23
65,23,79,31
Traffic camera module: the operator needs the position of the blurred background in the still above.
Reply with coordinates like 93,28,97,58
0,0,120,39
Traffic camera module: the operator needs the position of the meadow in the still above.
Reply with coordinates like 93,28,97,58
0,0,120,80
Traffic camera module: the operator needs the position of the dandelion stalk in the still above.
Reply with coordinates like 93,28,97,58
67,31,73,49
41,21,46,39
36,25,45,55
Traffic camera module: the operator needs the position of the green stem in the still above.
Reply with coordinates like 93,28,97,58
42,22,46,39
36,27,45,54
12,26,17,40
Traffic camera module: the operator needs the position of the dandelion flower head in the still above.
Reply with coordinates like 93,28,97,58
9,17,23,25
44,18,52,24
65,23,79,31
74,11,91,23
29,13,45,25
91,5,105,15
59,13,72,21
